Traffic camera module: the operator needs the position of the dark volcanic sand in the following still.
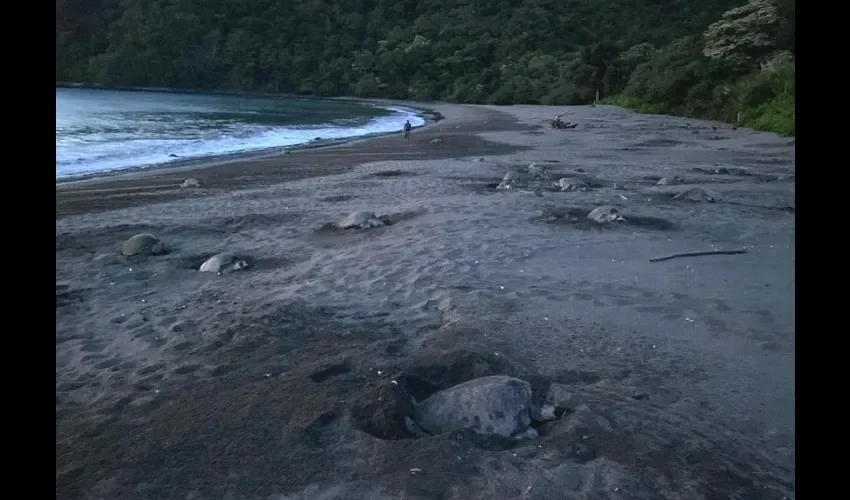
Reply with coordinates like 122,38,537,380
56,103,795,500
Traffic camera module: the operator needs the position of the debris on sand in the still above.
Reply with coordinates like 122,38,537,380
649,248,748,263
550,118,578,130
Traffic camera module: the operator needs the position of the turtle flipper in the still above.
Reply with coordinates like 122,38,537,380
404,416,431,438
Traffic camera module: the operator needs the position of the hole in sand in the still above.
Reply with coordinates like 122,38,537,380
382,210,425,226
364,170,418,179
398,350,524,402
210,364,236,377
318,194,355,203
691,166,752,177
201,213,301,232
56,284,87,308
251,256,296,272
623,215,676,231
533,207,610,229
180,253,220,270
457,180,503,194
633,138,683,148
303,411,340,446
313,221,393,235
573,176,607,189
350,381,417,441
310,362,351,383
529,406,572,436
171,341,193,352
552,368,605,385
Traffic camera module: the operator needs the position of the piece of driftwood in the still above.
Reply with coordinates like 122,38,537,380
649,248,748,263
550,119,579,130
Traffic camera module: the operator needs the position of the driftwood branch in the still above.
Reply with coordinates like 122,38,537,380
649,248,748,263
550,119,578,130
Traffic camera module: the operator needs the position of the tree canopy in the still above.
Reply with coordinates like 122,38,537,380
56,0,795,135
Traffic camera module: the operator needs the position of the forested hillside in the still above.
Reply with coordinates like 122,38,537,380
56,0,795,135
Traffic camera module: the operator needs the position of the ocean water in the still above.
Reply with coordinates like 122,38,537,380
55,88,425,179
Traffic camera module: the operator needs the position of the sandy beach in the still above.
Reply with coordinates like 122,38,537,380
56,103,795,500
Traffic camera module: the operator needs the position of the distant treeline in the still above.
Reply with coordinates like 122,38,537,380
56,0,794,135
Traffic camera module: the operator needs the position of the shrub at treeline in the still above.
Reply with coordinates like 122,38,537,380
56,0,795,135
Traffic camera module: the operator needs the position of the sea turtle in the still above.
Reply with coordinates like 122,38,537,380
527,163,547,180
412,375,539,439
181,178,202,188
518,187,544,197
496,171,520,190
555,177,589,192
673,187,715,202
587,205,626,224
121,233,167,256
644,185,716,202
198,253,249,274
655,175,684,186
338,211,385,229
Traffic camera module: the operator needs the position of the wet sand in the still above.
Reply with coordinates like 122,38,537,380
56,103,795,500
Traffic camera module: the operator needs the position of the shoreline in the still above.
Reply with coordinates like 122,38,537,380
57,88,444,186
56,103,529,217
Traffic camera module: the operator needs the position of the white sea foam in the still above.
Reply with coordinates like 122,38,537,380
55,89,425,179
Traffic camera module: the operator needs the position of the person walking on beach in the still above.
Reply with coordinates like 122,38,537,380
403,120,412,140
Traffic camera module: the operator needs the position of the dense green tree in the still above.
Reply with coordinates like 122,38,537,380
611,0,793,135
56,0,794,135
